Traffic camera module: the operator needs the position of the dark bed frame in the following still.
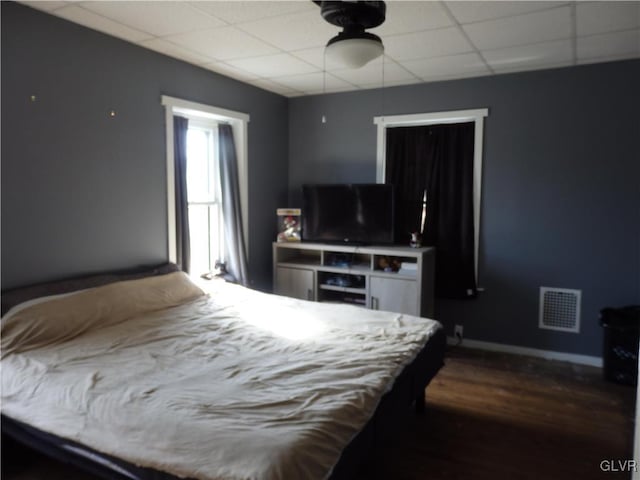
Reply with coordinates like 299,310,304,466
1,263,446,480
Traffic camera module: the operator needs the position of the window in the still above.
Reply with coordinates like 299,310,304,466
374,109,488,284
186,122,224,275
161,96,250,274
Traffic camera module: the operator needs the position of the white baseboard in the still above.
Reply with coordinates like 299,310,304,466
446,336,603,368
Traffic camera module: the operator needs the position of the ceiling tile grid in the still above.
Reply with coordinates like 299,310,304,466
482,39,574,72
444,1,569,25
331,58,420,87
576,1,640,36
383,26,476,62
460,6,574,51
52,4,153,43
225,52,319,78
189,1,314,25
403,52,491,80
164,26,281,61
268,71,355,95
18,1,640,97
79,1,226,36
577,29,640,62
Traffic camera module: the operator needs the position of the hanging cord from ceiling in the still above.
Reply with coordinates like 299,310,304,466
322,49,327,124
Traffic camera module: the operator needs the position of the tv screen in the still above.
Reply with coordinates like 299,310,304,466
302,184,395,245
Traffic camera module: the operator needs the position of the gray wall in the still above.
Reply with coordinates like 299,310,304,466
1,2,289,291
289,60,640,357
2,2,638,358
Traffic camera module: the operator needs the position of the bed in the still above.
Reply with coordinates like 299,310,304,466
1,264,445,480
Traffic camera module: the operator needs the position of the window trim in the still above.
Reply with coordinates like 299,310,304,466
373,108,489,283
161,95,250,265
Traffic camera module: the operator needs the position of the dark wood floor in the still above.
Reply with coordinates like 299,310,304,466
362,347,636,480
2,347,635,480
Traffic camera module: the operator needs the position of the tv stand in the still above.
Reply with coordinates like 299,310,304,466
317,240,369,246
273,242,435,318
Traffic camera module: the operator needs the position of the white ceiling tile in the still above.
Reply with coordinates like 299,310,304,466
236,10,336,50
359,77,424,90
384,27,474,62
419,70,494,84
53,5,153,43
577,29,640,61
577,51,640,65
268,72,353,95
247,78,303,96
226,53,318,77
445,1,567,25
201,62,261,81
21,1,68,11
190,1,314,25
166,27,279,61
79,1,225,37
304,85,358,96
289,47,341,70
488,59,574,75
402,52,490,80
139,38,213,64
331,58,418,88
463,7,572,50
577,2,640,37
483,39,573,71
372,1,453,36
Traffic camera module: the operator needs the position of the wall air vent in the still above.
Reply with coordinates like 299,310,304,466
539,287,581,333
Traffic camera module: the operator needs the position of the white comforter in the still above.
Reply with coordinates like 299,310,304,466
1,273,441,480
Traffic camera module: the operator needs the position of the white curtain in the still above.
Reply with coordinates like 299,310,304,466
218,124,248,286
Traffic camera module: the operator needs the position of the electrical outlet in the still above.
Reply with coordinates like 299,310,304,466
454,325,463,342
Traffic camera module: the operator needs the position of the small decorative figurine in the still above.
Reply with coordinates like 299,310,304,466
378,256,391,271
378,256,401,272
410,232,422,248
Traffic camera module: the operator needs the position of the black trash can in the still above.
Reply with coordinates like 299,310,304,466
600,306,640,385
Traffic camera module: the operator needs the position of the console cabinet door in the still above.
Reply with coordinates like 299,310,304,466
369,276,418,316
275,267,315,301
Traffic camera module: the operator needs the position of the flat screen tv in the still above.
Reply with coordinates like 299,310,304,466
302,184,394,245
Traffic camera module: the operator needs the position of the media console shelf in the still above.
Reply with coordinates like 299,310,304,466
273,242,435,318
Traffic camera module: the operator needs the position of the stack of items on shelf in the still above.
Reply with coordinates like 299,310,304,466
325,275,365,288
326,253,353,268
398,262,418,276
341,295,366,306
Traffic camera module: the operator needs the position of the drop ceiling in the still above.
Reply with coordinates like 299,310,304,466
21,1,640,97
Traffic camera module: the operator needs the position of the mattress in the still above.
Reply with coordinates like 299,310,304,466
1,272,444,480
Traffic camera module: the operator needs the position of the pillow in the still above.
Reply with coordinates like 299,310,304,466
1,272,204,357
1,263,179,316
1,290,86,321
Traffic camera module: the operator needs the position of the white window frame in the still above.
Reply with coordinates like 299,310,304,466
373,108,489,283
161,95,250,265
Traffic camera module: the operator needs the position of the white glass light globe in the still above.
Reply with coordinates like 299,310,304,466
325,38,384,69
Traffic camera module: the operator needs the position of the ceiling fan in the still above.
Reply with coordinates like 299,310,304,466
314,1,387,69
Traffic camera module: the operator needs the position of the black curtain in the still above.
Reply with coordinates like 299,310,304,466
386,122,476,298
218,124,248,286
173,116,190,273
385,126,430,244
